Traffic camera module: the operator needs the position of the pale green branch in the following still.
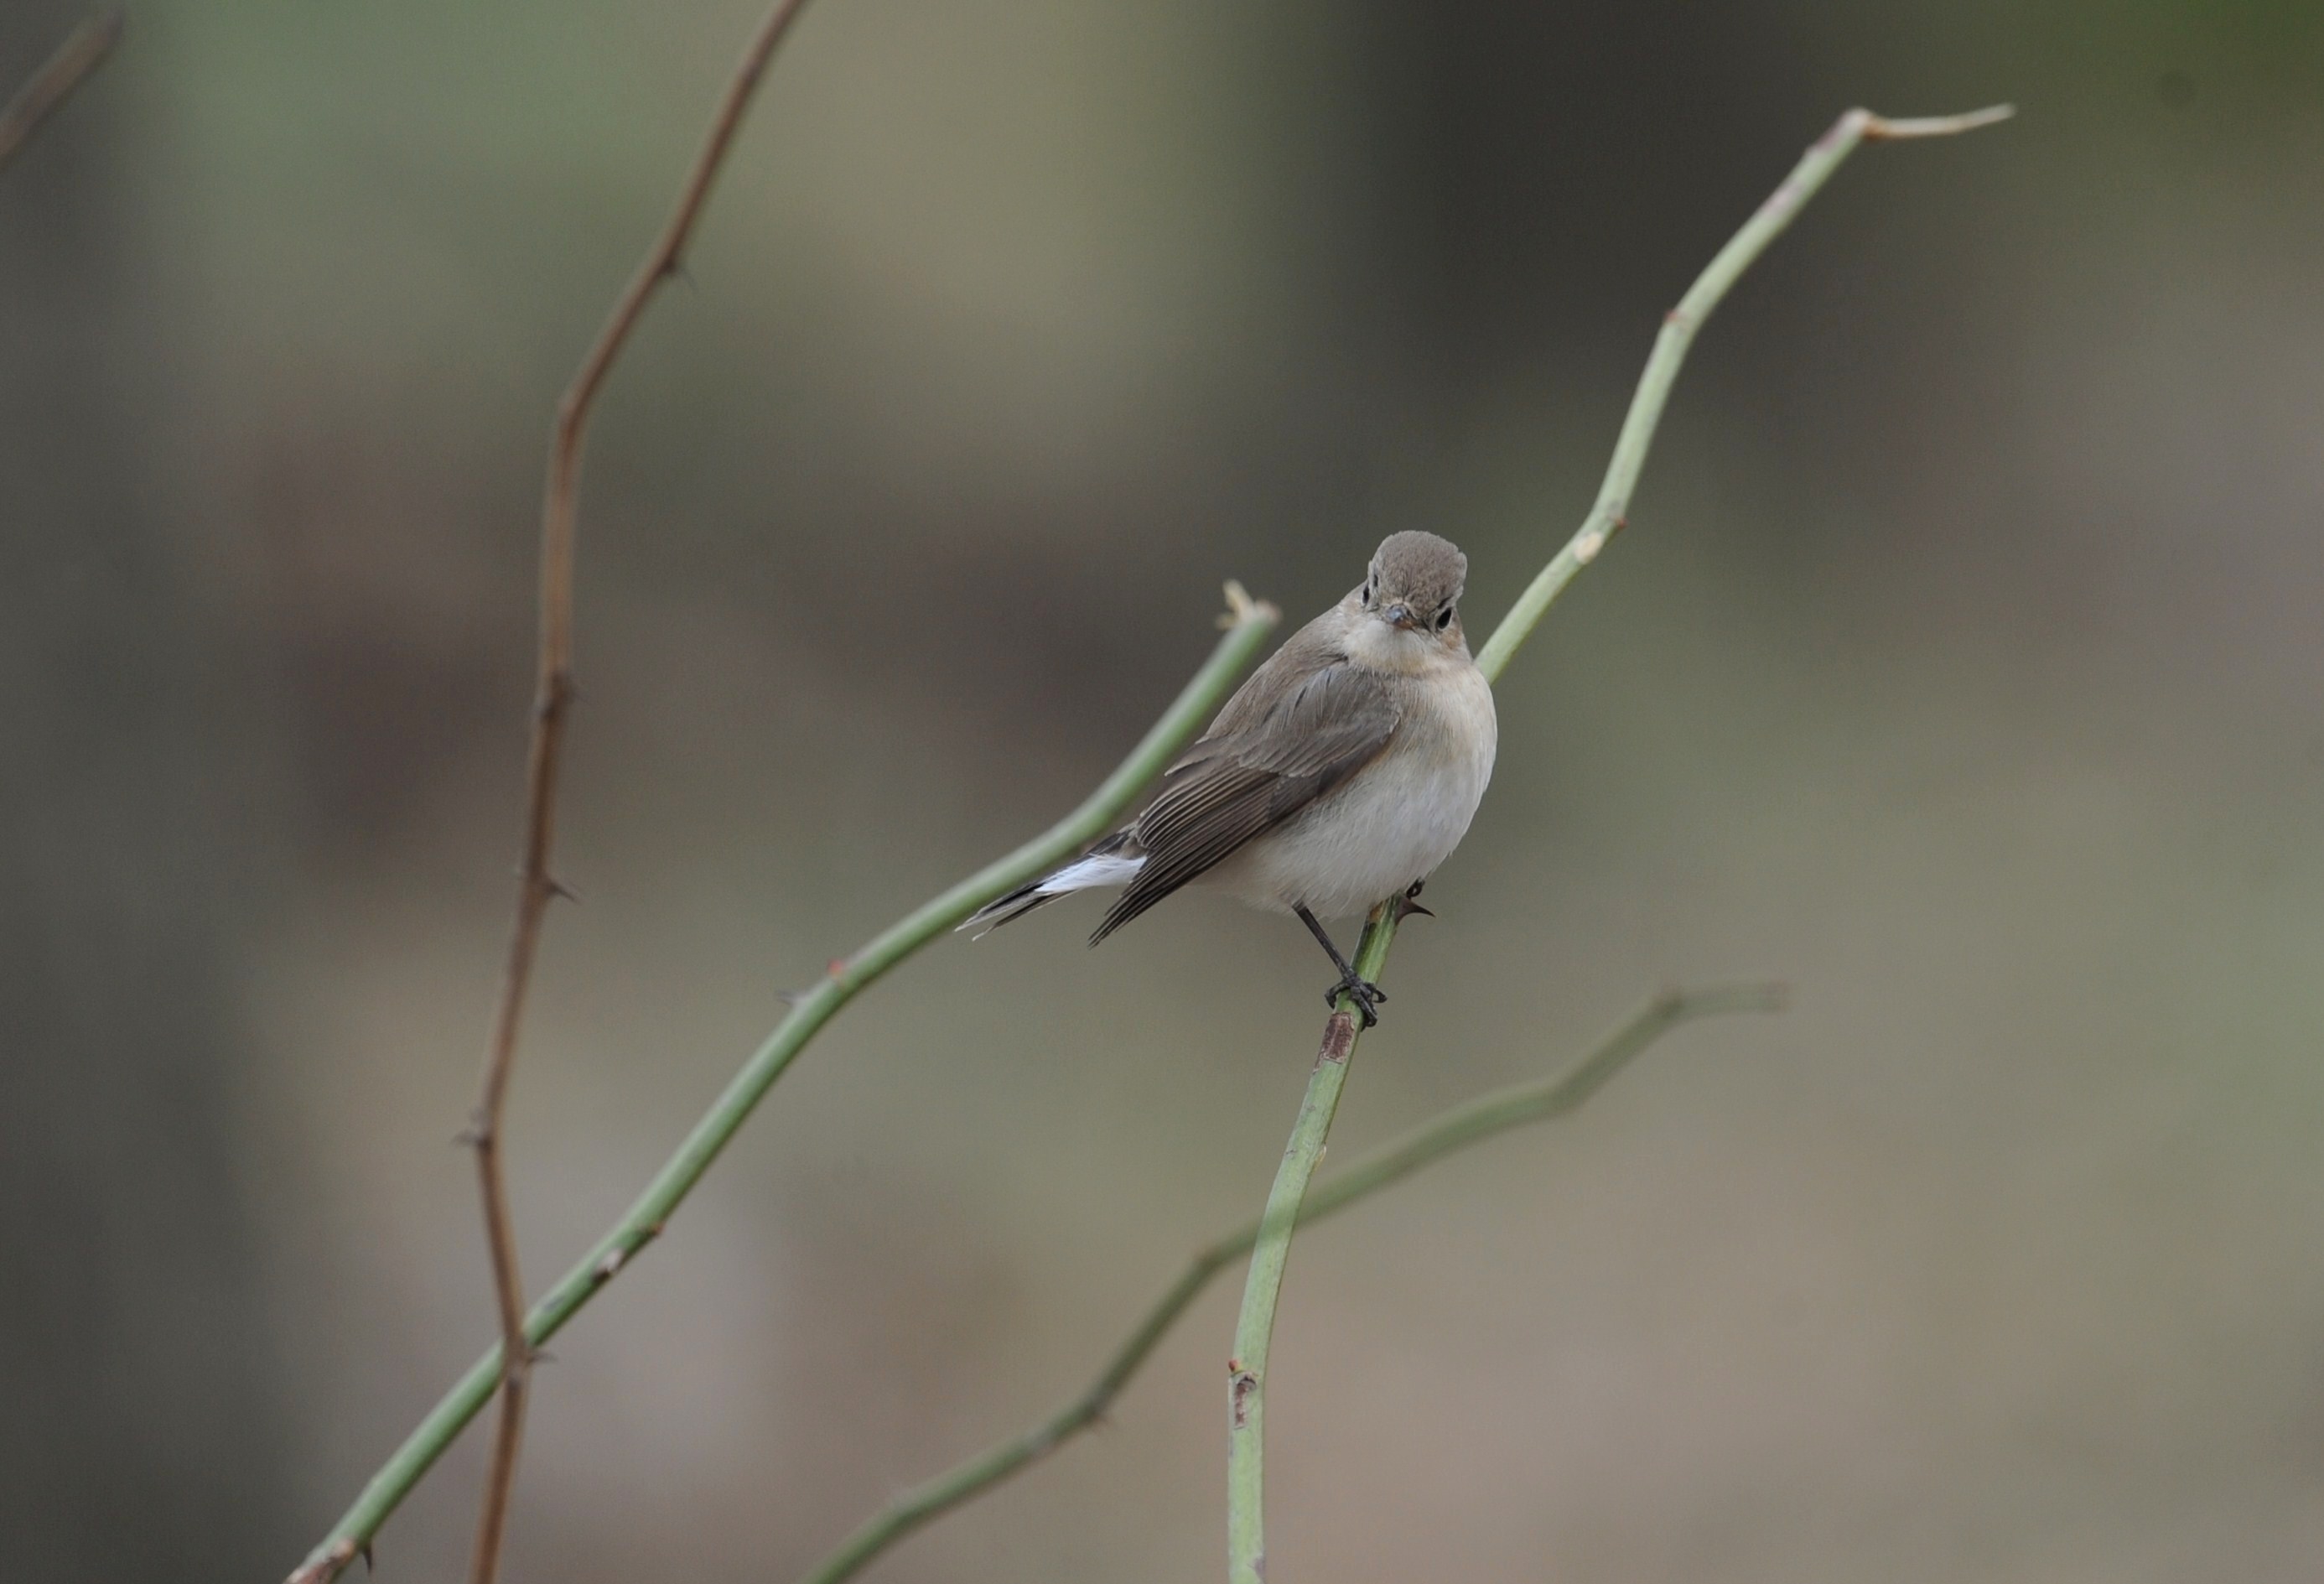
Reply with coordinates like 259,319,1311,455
283,590,1279,1584
1225,906,1398,1582
1230,102,2012,1584
288,86,2009,1584
1472,102,2013,687
798,984,1782,1584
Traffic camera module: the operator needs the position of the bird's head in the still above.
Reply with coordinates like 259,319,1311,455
1353,531,1469,652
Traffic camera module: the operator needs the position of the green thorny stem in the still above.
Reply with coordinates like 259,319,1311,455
289,95,2008,1584
796,984,1783,1584
1226,102,2012,1584
283,589,1279,1584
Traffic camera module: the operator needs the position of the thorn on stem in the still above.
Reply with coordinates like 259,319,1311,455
592,1226,660,1281
288,1538,361,1584
1394,879,1433,922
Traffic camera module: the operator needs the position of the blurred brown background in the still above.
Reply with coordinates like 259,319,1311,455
7,1,2324,1580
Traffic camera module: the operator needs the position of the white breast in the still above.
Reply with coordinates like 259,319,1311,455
1207,659,1497,920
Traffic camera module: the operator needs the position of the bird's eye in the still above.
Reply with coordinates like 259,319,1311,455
1434,606,1454,631
1362,579,1374,605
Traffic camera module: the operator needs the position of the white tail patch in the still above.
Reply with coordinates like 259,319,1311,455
957,850,1146,937
1039,851,1144,895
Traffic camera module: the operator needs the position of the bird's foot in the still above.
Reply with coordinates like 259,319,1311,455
1324,971,1386,1027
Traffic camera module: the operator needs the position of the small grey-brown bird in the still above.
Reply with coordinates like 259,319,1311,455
965,531,1497,1025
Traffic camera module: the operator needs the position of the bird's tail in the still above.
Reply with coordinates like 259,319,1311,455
958,830,1146,938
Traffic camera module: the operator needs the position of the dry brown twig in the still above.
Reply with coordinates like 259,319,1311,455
461,4,819,1583
0,10,122,177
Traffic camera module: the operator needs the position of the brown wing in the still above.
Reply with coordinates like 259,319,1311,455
1092,631,1400,943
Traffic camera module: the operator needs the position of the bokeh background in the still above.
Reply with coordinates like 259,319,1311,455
8,1,2324,1579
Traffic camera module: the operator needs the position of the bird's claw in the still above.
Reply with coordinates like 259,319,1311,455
1325,974,1385,1026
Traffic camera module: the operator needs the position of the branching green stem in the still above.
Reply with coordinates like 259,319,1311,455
1471,102,2011,688
283,592,1279,1584
288,91,2009,1584
796,983,1780,1584
1228,102,2012,1584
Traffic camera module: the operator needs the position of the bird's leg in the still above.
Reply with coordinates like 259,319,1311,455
1294,905,1384,1026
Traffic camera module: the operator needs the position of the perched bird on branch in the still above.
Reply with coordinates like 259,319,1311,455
966,532,1497,1026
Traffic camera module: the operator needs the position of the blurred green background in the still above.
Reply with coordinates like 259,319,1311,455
7,1,2324,1579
